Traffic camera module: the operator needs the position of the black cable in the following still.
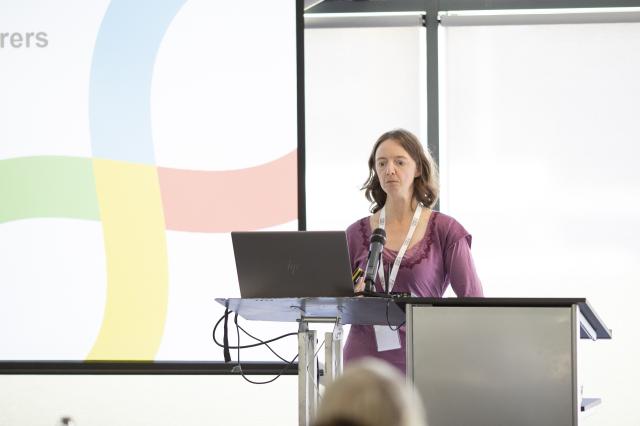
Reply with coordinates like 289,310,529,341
236,323,290,363
386,298,405,331
223,308,231,362
234,312,299,385
212,313,297,349
212,311,297,367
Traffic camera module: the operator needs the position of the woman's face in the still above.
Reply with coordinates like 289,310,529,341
374,139,419,200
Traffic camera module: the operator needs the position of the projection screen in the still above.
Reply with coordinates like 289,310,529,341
0,0,300,362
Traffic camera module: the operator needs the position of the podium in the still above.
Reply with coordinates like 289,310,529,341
404,298,611,426
217,297,611,426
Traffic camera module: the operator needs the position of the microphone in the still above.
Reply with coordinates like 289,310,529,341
363,228,386,293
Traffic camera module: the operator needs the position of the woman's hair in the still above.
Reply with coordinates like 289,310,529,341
312,358,427,426
362,129,439,213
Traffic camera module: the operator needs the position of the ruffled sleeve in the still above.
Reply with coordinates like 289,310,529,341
345,217,369,271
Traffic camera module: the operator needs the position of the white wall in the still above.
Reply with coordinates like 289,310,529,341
440,20,640,425
305,25,427,230
0,375,298,426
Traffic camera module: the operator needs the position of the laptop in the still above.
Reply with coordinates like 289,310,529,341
231,231,355,298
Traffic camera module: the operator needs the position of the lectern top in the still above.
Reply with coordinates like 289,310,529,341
397,297,612,339
216,296,612,339
216,297,405,326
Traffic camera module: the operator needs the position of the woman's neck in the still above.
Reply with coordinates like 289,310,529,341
383,196,418,224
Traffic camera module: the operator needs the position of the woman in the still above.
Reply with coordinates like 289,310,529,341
344,129,484,374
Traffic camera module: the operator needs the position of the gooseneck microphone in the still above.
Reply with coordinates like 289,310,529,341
363,228,386,293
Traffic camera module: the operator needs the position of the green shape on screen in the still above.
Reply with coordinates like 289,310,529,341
0,156,100,223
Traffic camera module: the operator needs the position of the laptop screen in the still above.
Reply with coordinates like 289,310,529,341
231,231,355,298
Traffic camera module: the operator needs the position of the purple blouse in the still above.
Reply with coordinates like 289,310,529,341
343,211,484,374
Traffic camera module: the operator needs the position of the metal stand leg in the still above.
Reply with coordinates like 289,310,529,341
324,323,343,385
298,321,317,426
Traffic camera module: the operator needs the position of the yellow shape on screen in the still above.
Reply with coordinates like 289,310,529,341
87,158,168,360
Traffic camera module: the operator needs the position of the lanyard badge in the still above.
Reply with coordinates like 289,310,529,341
374,203,423,352
377,203,423,293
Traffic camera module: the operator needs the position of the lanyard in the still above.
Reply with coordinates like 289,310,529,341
377,203,423,292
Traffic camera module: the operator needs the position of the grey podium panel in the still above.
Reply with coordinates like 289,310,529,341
408,306,577,426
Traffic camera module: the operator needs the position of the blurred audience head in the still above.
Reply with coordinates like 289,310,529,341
313,357,427,426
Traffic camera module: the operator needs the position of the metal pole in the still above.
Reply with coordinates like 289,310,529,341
323,323,343,385
298,320,318,426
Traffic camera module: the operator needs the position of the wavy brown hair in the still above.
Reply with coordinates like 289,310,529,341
362,129,439,213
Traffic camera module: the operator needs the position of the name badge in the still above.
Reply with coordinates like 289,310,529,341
374,325,401,352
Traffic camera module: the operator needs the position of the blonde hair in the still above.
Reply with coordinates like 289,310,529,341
313,358,427,426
